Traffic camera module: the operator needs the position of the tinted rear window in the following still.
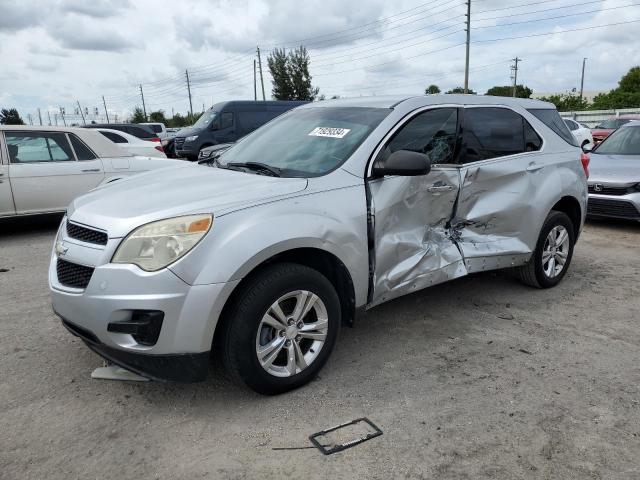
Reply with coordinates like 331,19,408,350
527,108,576,146
148,125,163,133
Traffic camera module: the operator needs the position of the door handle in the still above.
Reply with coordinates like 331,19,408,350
427,184,454,193
81,168,100,172
526,163,544,172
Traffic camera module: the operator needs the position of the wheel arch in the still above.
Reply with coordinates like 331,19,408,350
551,195,583,240
212,247,357,351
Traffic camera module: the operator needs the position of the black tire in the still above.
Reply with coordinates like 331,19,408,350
219,263,340,395
516,211,575,288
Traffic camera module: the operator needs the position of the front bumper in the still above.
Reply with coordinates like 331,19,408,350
587,191,640,220
49,217,239,382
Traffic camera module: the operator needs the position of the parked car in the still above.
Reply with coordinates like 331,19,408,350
564,118,593,148
591,115,640,144
84,123,160,143
97,128,166,158
197,143,233,162
174,100,308,160
50,95,587,394
140,122,170,140
0,126,181,218
585,121,640,221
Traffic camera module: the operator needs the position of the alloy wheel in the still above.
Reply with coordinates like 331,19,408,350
542,225,570,278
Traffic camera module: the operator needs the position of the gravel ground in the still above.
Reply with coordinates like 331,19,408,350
1,214,639,479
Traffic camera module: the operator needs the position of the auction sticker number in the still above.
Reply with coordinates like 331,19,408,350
308,127,351,139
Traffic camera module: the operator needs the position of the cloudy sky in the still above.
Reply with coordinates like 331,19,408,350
1,0,639,123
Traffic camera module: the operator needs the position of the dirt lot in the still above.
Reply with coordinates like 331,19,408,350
1,214,639,479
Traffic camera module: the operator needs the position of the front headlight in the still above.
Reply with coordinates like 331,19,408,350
198,149,211,159
185,135,198,142
112,214,212,271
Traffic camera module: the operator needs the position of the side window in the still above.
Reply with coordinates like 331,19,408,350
527,108,576,146
69,134,97,160
100,131,127,144
463,107,527,162
565,119,578,131
524,120,543,152
219,112,234,130
385,108,458,165
5,132,74,163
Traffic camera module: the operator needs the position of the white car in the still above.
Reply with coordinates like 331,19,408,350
564,118,593,149
97,128,167,158
0,126,183,217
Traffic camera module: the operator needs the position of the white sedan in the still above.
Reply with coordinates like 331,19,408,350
563,118,594,149
96,128,167,158
0,126,184,218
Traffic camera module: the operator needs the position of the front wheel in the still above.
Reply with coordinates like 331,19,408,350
220,263,340,395
516,211,575,288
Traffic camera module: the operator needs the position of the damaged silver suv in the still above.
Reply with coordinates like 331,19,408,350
49,95,588,394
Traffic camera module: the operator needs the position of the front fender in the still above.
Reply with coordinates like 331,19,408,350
168,186,370,306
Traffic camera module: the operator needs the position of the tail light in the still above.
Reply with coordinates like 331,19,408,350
580,152,590,179
155,145,164,153
149,137,161,143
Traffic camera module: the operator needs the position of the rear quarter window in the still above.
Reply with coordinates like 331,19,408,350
528,108,576,146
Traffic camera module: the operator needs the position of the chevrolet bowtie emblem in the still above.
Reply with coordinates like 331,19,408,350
55,241,69,256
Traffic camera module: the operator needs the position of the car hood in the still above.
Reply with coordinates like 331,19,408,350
175,126,201,138
589,153,640,186
68,164,308,238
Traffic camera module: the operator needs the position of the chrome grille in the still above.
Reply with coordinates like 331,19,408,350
56,259,94,289
66,221,108,245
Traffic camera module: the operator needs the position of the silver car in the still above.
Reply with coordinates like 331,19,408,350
586,121,640,221
49,95,587,394
0,126,181,218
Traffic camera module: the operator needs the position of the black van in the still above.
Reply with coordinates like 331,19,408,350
174,100,307,160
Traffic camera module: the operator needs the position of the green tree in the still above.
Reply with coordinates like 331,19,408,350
486,85,533,98
617,66,640,92
588,66,640,109
539,93,589,111
149,110,167,123
130,106,146,123
425,84,441,94
0,108,25,125
267,46,318,100
446,86,477,94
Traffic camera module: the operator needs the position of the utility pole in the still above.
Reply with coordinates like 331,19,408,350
47,110,52,126
579,58,587,101
59,107,66,126
253,59,257,101
76,100,86,125
37,108,43,126
511,57,522,97
256,46,266,101
139,84,147,121
463,0,471,94
185,69,194,118
27,114,33,125
102,95,110,123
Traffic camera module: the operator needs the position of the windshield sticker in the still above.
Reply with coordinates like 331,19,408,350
308,127,351,139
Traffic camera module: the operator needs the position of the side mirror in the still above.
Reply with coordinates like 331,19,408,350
372,150,431,177
582,143,593,153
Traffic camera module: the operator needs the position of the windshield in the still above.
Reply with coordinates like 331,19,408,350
596,119,630,129
192,110,217,129
594,126,640,155
218,107,390,177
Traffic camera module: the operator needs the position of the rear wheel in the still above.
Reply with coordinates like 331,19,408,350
220,263,340,395
516,211,575,288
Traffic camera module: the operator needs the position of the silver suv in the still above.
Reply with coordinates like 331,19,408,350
49,95,588,394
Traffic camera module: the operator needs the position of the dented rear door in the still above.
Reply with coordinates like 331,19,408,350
452,106,547,272
368,107,466,306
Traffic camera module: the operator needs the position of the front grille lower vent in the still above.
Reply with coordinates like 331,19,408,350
66,222,108,246
56,259,94,289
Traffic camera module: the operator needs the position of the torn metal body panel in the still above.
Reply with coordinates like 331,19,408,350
368,167,466,306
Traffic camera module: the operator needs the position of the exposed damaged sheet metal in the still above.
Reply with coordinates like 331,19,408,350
452,160,540,260
368,169,466,307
